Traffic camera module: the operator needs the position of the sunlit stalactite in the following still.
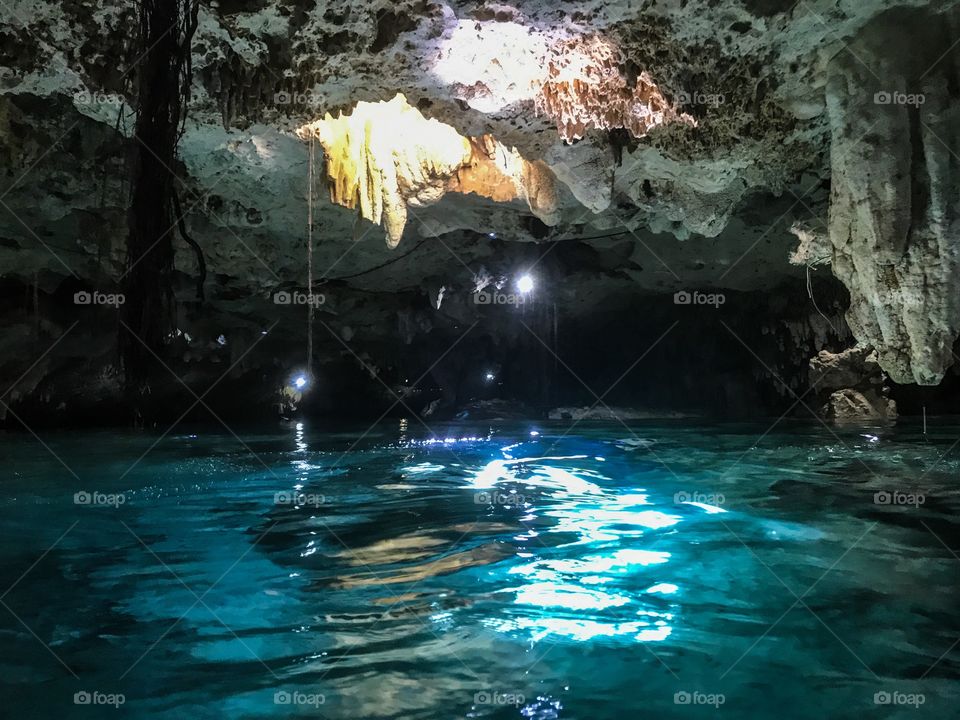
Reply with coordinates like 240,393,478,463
536,35,696,142
296,94,561,248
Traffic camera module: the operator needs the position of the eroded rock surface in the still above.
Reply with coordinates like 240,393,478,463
826,5,960,385
809,346,896,422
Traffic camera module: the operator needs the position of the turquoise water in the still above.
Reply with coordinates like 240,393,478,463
0,419,957,718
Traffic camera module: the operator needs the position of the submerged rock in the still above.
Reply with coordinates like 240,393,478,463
453,399,536,420
821,388,896,423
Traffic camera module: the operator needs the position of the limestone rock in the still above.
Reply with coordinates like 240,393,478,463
826,5,960,385
297,94,561,246
297,94,473,248
808,346,883,392
535,34,695,142
809,346,896,422
822,389,896,423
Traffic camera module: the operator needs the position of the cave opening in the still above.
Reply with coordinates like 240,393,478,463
1,2,959,718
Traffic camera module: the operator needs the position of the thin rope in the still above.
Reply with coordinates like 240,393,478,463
307,134,314,373
806,262,837,335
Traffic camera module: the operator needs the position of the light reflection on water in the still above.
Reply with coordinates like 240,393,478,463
0,419,958,718
460,446,683,645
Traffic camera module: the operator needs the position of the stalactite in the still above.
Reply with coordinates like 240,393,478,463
296,94,561,248
535,35,695,143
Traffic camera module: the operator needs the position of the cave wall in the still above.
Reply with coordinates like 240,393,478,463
826,5,960,386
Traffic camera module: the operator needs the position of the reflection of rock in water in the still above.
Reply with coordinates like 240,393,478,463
325,541,512,589
613,437,657,453
326,521,519,568
322,593,476,624
331,534,449,565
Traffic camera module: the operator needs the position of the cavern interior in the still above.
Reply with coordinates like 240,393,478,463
1,0,959,717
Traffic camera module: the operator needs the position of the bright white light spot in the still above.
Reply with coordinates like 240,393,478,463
485,372,496,382
516,274,534,293
550,506,680,530
401,462,446,474
510,549,671,579
513,582,631,611
293,375,308,389
646,582,679,595
530,430,540,437
432,20,550,113
487,616,670,643
581,549,672,570
636,626,673,642
618,493,651,505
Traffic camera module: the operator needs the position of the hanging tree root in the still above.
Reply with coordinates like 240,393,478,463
120,0,199,398
173,189,206,301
